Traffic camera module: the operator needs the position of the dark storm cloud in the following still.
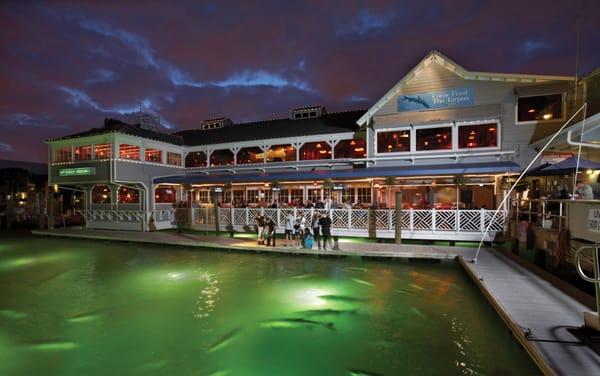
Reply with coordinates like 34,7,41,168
0,0,598,162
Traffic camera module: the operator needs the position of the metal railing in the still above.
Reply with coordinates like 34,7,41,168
511,198,567,231
575,244,600,320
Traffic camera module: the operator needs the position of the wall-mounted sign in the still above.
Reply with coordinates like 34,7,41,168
212,187,223,193
541,152,574,165
333,184,345,190
397,87,474,112
589,209,600,233
271,187,281,192
59,167,96,177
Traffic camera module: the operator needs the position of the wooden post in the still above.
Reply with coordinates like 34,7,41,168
395,191,402,244
212,191,220,235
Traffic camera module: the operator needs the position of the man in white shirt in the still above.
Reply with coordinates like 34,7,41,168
285,212,295,247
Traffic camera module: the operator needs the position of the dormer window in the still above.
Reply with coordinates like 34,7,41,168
290,106,326,120
517,93,564,123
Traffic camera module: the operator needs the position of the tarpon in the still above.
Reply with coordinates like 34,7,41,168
260,318,335,331
135,359,168,372
22,341,79,351
0,309,28,319
344,267,368,273
352,278,374,287
411,307,427,320
208,328,243,353
296,308,358,317
348,368,384,376
402,95,430,109
290,273,317,279
318,294,365,303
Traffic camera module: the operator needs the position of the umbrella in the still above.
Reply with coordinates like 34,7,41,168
540,156,600,175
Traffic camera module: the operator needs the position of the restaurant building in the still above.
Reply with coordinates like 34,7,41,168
46,50,581,241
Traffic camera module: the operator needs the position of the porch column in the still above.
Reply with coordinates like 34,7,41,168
395,191,402,244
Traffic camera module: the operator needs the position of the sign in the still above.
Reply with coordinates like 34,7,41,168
59,167,96,177
541,152,574,165
212,187,223,193
333,184,345,191
589,209,600,233
397,87,474,112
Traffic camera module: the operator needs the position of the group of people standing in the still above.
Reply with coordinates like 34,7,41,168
254,211,333,250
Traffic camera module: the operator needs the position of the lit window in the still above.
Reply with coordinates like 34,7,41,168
54,146,72,162
119,144,140,160
300,142,331,160
266,144,295,162
416,127,452,151
247,190,259,203
167,152,182,166
357,188,371,204
155,186,177,203
342,188,355,204
145,148,162,163
237,147,263,164
185,151,206,167
377,130,410,153
118,186,139,203
289,189,303,204
94,143,112,159
74,145,92,161
517,94,563,122
210,149,234,166
459,123,498,149
92,185,111,204
307,188,321,202
335,139,367,158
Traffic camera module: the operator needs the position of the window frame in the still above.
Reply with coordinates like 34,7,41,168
374,126,412,155
515,92,566,125
414,124,454,153
456,121,501,151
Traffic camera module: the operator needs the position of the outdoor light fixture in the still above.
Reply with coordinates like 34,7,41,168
528,109,535,113
543,113,553,120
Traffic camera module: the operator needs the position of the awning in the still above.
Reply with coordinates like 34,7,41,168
528,156,600,176
154,161,521,185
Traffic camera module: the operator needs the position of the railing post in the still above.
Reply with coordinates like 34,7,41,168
409,208,414,231
230,207,234,226
245,207,249,225
456,208,460,231
388,209,393,231
432,208,436,232
559,202,563,231
480,208,485,233
348,208,352,230
260,207,264,216
293,207,297,219
276,209,280,228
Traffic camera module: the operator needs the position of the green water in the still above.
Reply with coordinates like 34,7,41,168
0,235,539,375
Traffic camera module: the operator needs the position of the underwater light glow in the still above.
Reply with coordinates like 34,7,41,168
295,288,329,307
167,272,186,280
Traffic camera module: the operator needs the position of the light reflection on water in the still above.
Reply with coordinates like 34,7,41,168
0,236,540,375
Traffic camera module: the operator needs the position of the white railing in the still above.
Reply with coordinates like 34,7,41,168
191,207,506,241
77,207,505,240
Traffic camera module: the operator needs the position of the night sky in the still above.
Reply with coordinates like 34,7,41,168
1,1,599,163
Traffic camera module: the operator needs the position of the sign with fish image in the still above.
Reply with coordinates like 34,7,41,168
397,87,474,112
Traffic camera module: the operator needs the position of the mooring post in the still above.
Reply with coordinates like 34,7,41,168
395,191,402,244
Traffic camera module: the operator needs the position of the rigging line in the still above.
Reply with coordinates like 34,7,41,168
572,104,587,199
471,103,587,263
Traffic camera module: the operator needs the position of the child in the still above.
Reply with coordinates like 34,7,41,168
303,228,314,249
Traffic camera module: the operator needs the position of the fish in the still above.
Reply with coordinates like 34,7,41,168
208,370,231,376
348,368,384,376
0,309,28,319
290,273,316,279
394,288,415,296
22,341,79,351
135,359,168,372
411,307,427,320
352,278,374,287
318,295,365,303
208,328,243,353
409,283,425,291
66,309,104,323
260,318,335,331
344,267,368,273
402,95,430,109
296,308,358,317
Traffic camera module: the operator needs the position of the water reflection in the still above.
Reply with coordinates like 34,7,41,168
194,271,219,319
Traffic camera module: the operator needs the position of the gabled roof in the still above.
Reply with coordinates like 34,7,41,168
173,109,365,146
357,50,575,126
46,118,184,145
